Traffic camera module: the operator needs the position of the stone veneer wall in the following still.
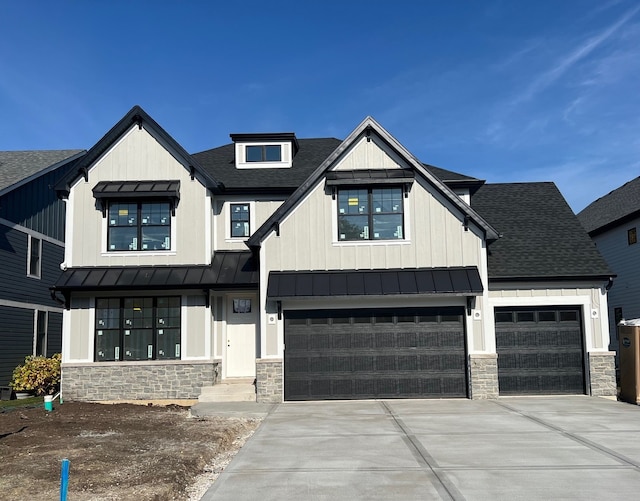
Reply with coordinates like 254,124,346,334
62,360,221,401
256,358,283,403
589,352,617,397
469,354,499,399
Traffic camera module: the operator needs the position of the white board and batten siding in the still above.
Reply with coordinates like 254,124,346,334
66,125,211,268
215,198,285,251
259,135,488,358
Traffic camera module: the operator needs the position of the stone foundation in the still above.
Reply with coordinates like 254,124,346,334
61,360,220,401
256,358,283,403
469,354,499,399
589,352,617,397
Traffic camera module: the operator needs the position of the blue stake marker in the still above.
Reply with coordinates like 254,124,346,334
60,458,70,501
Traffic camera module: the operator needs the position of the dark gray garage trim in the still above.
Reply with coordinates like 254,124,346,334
284,307,467,401
495,307,586,395
268,267,483,298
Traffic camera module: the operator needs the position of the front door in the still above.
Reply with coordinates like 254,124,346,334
225,294,257,378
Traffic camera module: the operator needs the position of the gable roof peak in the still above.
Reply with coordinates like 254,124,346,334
247,117,499,248
54,105,222,198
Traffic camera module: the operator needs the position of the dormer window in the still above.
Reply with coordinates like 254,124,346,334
231,132,298,169
246,145,282,162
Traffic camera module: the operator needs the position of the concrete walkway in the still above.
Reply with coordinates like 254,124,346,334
199,396,640,500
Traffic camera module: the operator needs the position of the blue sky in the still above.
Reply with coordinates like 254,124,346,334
1,1,638,212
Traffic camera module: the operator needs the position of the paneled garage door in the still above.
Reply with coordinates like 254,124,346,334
284,307,467,401
495,307,585,395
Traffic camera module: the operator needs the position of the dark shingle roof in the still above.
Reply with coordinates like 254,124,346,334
471,182,612,280
191,138,341,192
423,164,480,182
577,176,640,235
0,150,84,192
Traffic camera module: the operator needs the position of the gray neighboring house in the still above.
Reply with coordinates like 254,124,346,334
0,150,85,387
578,176,640,368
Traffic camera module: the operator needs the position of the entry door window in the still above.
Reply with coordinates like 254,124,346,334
233,298,251,313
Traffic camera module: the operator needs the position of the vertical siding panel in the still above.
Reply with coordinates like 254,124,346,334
69,127,209,267
0,306,34,386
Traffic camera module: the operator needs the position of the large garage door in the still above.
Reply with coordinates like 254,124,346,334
284,307,467,401
495,307,585,395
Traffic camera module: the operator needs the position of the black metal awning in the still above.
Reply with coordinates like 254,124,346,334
325,169,415,186
52,251,257,292
267,267,483,299
92,180,180,200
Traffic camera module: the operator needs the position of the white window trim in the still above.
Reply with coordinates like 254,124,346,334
331,186,412,245
101,203,177,256
27,234,42,279
235,142,292,169
225,200,256,241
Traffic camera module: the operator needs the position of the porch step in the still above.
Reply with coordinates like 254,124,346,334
198,378,256,402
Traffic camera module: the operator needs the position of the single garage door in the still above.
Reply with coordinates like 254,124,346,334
495,307,585,395
284,307,467,401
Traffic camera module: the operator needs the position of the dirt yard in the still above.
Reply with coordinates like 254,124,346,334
0,400,261,500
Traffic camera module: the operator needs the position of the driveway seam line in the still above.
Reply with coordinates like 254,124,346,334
492,400,640,471
380,401,465,501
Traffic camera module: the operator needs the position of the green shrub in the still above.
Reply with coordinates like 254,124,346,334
10,353,61,395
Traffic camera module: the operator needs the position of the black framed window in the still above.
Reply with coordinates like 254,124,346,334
95,297,181,361
108,201,171,251
35,310,47,356
337,187,403,241
230,203,250,237
628,227,637,245
28,235,42,277
246,145,282,162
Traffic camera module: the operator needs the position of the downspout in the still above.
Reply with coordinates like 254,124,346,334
605,276,614,291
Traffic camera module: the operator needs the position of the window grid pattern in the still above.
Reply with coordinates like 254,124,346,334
108,202,171,251
95,297,181,361
338,187,403,241
230,204,250,237
246,145,282,162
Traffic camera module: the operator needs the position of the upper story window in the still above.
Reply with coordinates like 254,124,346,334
338,187,404,241
108,201,171,251
246,145,282,162
628,227,637,245
93,180,180,253
230,203,251,238
231,133,298,169
27,235,42,278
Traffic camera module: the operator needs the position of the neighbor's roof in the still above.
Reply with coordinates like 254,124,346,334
471,182,613,281
191,138,342,193
577,176,640,235
0,150,84,192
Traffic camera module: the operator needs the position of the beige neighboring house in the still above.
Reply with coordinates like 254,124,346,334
52,106,616,402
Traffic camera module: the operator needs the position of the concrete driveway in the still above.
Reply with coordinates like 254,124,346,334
198,397,640,500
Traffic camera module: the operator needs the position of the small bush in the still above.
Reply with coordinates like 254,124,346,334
10,354,61,395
